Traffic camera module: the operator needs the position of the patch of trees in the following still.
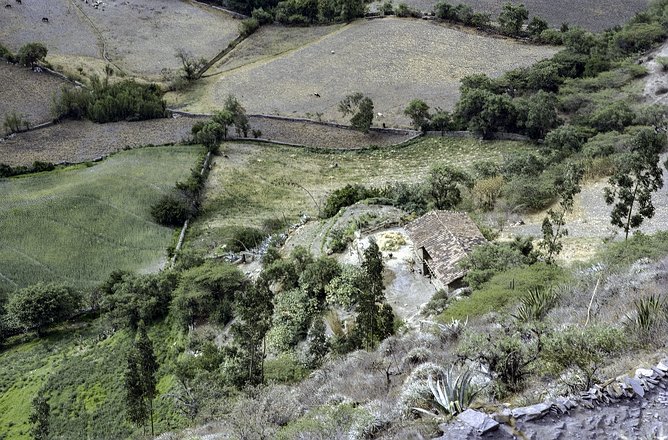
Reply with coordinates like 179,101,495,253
191,95,250,152
52,76,167,123
322,163,474,218
151,151,209,228
338,93,374,133
0,161,55,178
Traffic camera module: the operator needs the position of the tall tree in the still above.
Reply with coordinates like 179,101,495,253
355,239,393,350
427,164,472,210
539,163,583,263
230,278,273,385
18,42,48,68
604,128,667,240
29,390,50,440
404,99,431,131
124,323,159,436
498,2,529,36
136,323,158,437
124,348,147,433
338,93,374,133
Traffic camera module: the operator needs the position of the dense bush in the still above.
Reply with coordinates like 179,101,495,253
0,161,55,178
53,77,166,123
0,43,15,63
17,42,47,67
503,175,556,211
6,283,81,335
223,226,266,252
322,184,375,218
150,193,191,227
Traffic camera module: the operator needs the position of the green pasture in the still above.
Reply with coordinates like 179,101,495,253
0,145,204,292
191,136,531,251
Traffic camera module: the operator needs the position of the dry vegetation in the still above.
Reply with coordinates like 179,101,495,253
171,18,557,126
0,0,239,81
371,0,651,31
0,117,198,166
0,63,70,128
207,23,344,75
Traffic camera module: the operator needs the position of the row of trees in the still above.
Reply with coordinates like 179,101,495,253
0,42,48,67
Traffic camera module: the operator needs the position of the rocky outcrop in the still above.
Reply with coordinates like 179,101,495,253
434,359,668,439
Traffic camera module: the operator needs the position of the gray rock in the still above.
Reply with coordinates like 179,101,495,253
512,403,551,421
457,409,500,434
626,378,645,398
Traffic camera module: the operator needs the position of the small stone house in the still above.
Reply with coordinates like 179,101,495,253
405,210,487,291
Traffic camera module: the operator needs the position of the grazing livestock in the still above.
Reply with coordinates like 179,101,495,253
42,17,49,22
5,4,11,8
313,93,321,97
15,0,20,4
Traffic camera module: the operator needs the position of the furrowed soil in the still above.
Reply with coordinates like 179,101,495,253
0,62,71,128
0,117,198,166
171,17,557,127
370,0,651,31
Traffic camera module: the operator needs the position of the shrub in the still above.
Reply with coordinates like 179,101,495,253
251,7,274,24
150,193,190,226
322,184,374,218
613,22,665,54
459,242,526,289
53,78,166,123
6,283,81,335
239,17,260,37
223,226,266,252
512,287,559,322
3,111,30,135
17,42,47,67
543,325,626,390
414,368,481,417
0,43,15,63
264,353,309,384
600,231,668,267
588,101,635,133
538,28,564,45
503,175,556,211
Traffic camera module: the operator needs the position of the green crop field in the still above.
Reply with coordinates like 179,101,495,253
0,145,204,292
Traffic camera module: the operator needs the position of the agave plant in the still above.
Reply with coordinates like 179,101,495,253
627,295,667,336
413,367,481,417
513,287,559,323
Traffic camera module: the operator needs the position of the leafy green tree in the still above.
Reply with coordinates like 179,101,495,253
498,2,528,36
231,279,274,385
589,101,634,133
427,163,472,210
539,163,583,263
527,16,549,36
7,283,80,336
404,99,431,131
223,95,250,137
517,91,558,140
543,124,587,159
125,347,148,432
29,390,50,440
430,108,451,135
135,323,158,437
604,128,667,240
194,120,226,152
338,93,374,133
18,42,48,67
303,318,329,368
354,239,393,349
453,89,516,138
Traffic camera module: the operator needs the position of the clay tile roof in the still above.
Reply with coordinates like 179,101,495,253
405,210,487,286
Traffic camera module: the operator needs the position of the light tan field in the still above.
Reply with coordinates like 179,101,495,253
172,18,558,127
0,0,239,81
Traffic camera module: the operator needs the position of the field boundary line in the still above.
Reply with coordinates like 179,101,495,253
171,150,213,267
190,0,248,19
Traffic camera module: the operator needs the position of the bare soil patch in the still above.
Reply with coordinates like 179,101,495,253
247,116,414,149
0,0,100,58
75,0,239,79
0,117,198,166
371,0,651,31
174,18,557,127
644,40,668,105
0,63,71,128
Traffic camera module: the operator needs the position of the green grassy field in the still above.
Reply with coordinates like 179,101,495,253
0,145,204,292
0,322,183,440
190,136,532,253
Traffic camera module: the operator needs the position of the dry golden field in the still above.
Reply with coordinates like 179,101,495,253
172,18,558,127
